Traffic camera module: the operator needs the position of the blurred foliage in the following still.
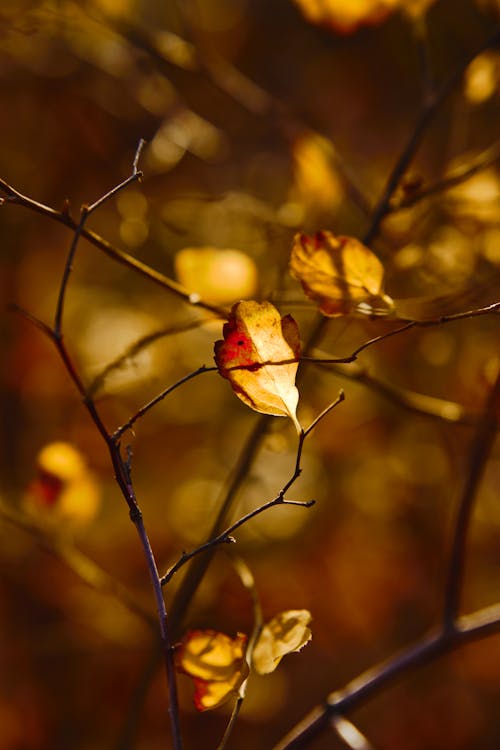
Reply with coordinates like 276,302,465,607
0,1,500,749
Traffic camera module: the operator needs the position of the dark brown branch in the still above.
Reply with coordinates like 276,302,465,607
14,147,184,750
273,601,500,750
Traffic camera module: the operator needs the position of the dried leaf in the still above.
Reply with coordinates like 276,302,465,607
252,609,312,675
214,301,301,432
290,231,394,317
175,630,249,711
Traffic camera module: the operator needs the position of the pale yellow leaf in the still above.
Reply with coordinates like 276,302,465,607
252,609,312,675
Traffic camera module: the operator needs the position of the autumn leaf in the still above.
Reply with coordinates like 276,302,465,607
252,609,312,675
290,231,394,317
175,630,249,711
24,442,100,528
214,301,302,432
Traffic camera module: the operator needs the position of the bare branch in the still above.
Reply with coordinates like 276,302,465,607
112,365,217,441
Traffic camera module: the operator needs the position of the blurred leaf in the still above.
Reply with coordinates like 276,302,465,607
252,609,312,675
290,231,394,317
214,301,301,432
175,630,249,711
174,246,258,305
288,132,343,221
23,442,100,528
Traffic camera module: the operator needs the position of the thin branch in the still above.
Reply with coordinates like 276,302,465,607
88,318,214,397
443,365,500,627
112,365,217,440
57,139,144,338
300,302,500,367
0,175,227,318
304,390,345,437
15,149,184,750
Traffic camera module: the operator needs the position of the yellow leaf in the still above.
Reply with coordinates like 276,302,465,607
174,246,258,305
252,609,312,675
175,630,249,711
290,231,394,317
214,301,302,432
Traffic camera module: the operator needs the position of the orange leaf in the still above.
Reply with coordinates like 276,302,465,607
175,630,249,711
290,231,394,317
252,609,312,675
214,301,301,432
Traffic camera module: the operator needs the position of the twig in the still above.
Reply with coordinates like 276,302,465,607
299,302,500,367
88,318,214,397
0,175,227,319
112,365,217,440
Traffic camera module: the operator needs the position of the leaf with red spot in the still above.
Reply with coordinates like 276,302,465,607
175,630,249,711
214,301,302,432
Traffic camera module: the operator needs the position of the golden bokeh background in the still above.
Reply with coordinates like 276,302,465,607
1,1,500,748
